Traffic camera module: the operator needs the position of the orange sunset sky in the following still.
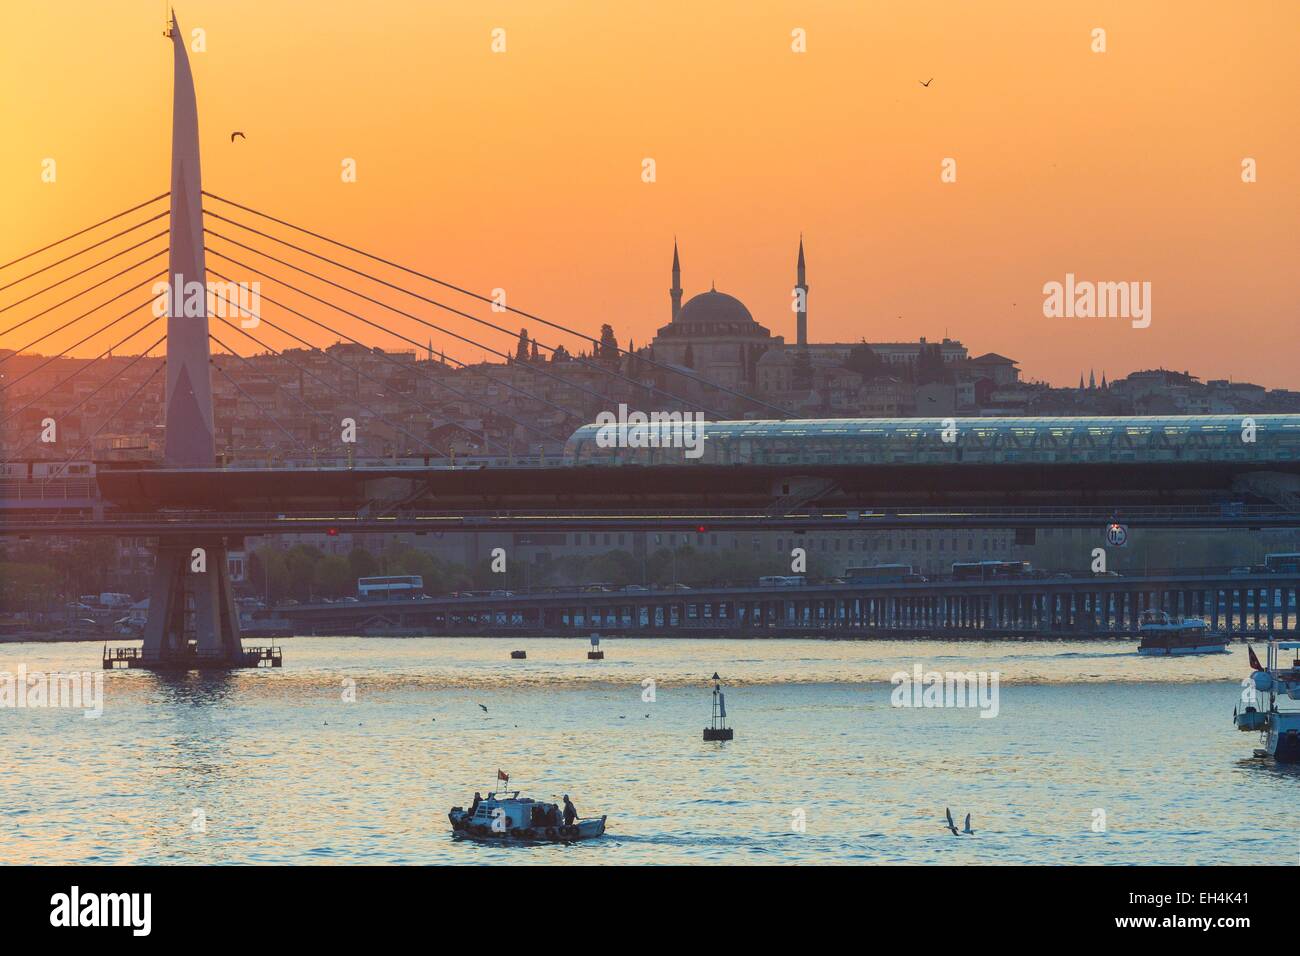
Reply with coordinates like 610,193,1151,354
2,0,1297,387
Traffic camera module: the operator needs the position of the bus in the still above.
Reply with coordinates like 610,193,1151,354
1264,553,1300,573
951,560,1031,581
357,575,424,601
843,564,913,584
759,575,806,587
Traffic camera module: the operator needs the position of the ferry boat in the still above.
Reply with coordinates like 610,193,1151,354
1235,641,1300,762
448,790,607,843
1137,609,1228,656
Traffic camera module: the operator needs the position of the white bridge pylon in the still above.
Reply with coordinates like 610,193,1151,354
139,13,247,668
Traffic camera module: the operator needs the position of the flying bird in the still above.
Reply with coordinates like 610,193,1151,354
919,78,933,88
230,131,246,142
477,703,488,713
944,808,959,836
962,813,974,835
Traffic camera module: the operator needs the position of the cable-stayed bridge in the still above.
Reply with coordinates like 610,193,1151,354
4,15,1300,668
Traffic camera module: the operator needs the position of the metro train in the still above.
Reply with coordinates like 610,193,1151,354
562,415,1300,468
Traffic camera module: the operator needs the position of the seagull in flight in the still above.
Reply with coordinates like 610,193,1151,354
962,813,974,835
944,807,959,836
919,78,933,88
230,131,246,142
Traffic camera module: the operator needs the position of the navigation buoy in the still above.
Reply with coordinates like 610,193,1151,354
703,671,734,741
510,650,526,660
587,633,604,660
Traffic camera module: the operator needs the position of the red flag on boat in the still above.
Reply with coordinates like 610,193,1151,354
497,769,509,783
1248,645,1264,671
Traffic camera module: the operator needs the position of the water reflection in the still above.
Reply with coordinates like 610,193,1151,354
1,637,1292,864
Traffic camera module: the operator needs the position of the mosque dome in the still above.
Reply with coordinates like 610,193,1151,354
675,289,755,327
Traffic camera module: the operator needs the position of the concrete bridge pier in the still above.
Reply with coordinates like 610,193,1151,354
141,537,243,666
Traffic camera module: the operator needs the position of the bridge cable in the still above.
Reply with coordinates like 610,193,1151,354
206,314,457,458
207,329,397,457
201,190,795,418
0,314,163,428
1,293,163,395
205,258,585,440
0,218,169,296
203,213,732,420
26,341,165,480
205,242,636,424
204,279,561,451
208,359,315,456
206,271,559,449
0,192,169,272
0,252,167,336
0,271,167,367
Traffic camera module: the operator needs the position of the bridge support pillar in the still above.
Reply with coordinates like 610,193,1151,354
140,537,247,668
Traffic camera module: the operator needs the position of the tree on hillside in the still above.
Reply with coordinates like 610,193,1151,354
347,547,377,580
915,342,953,385
314,556,353,598
249,547,291,603
598,324,620,369
284,545,324,601
844,341,887,380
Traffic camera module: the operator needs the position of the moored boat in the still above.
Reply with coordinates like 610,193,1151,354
1235,641,1300,762
449,790,607,843
1137,609,1227,656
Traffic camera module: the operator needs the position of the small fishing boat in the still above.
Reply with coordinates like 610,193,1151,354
587,633,604,660
449,790,607,843
1137,609,1227,656
1235,641,1300,762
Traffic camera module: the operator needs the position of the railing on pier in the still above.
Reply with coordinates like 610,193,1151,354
103,644,282,669
0,478,97,500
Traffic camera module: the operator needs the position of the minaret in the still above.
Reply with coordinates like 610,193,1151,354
795,235,808,348
670,239,683,322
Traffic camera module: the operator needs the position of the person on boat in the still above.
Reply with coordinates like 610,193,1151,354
563,795,579,826
469,792,483,816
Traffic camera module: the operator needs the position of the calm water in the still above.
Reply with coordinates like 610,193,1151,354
1,636,1296,865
